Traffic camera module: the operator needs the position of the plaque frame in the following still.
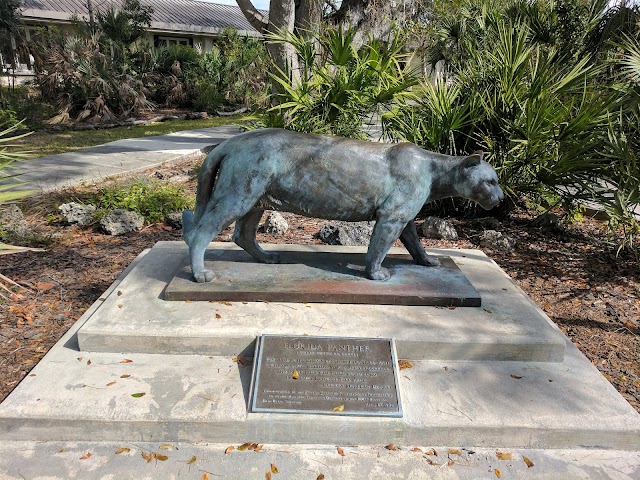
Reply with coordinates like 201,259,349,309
249,334,403,417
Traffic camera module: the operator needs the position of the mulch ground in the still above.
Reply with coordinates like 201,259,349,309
1,158,639,413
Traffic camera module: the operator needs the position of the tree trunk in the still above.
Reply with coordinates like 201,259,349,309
294,0,323,38
236,0,300,88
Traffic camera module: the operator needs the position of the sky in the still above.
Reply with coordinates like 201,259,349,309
204,0,270,10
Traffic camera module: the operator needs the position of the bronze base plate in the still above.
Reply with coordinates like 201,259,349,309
250,335,402,417
164,247,481,306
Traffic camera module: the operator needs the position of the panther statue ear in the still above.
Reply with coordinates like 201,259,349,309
462,151,483,169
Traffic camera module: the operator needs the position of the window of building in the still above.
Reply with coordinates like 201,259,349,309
154,35,193,48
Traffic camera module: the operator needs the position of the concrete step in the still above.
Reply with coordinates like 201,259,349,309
1,442,638,479
76,243,566,362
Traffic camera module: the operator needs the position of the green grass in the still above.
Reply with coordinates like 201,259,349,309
15,114,254,159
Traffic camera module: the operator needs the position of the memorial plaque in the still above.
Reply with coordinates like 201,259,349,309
250,335,402,417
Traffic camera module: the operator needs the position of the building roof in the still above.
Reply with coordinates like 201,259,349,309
21,0,264,37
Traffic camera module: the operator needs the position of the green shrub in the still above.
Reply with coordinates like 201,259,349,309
263,26,418,138
90,179,193,223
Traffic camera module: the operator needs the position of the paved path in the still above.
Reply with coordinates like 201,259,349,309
8,125,242,194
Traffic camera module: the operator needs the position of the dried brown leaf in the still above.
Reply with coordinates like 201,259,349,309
337,446,345,456
154,453,168,461
142,451,153,463
271,463,279,473
187,455,197,464
202,474,209,480
237,442,251,451
447,460,455,466
120,374,131,378
159,443,172,450
106,381,116,387
248,443,258,450
495,468,502,478
385,444,398,451
115,447,130,454
265,472,271,480
86,359,91,365
496,451,513,460
215,313,221,319
316,475,325,480
411,447,423,453
36,282,55,291
224,445,234,454
121,359,133,363
332,404,344,412
398,359,413,370
254,444,264,452
510,374,523,379
425,448,437,456
448,448,461,455
79,452,92,460
220,301,232,306
523,455,534,468
292,370,300,379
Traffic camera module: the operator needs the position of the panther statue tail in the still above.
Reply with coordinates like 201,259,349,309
182,145,226,247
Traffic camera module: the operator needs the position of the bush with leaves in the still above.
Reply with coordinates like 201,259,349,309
89,178,193,224
386,0,639,253
262,26,418,138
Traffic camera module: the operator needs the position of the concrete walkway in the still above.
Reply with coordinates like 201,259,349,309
8,125,242,194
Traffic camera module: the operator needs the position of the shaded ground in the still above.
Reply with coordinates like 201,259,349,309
0,158,638,413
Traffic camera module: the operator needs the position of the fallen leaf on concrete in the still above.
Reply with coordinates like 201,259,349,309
220,301,232,306
484,308,493,313
120,359,133,363
142,451,152,463
79,452,92,460
425,458,437,465
159,443,172,450
447,460,454,466
332,404,344,412
292,370,300,379
337,446,345,456
131,392,145,398
385,444,398,451
411,447,423,453
215,313,221,319
86,359,91,365
317,475,325,480
120,374,130,378
254,445,264,452
510,374,523,379
238,443,251,451
115,448,130,454
248,443,259,450
271,463,279,473
187,455,196,464
265,472,271,480
238,357,250,366
154,453,168,461
448,448,461,455
202,474,209,480
398,359,413,370
224,446,234,454
106,381,116,386
425,448,437,456
523,455,534,468
495,468,502,478
496,451,513,460
59,448,64,453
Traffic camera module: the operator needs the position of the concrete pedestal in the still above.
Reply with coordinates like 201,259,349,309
0,242,638,478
